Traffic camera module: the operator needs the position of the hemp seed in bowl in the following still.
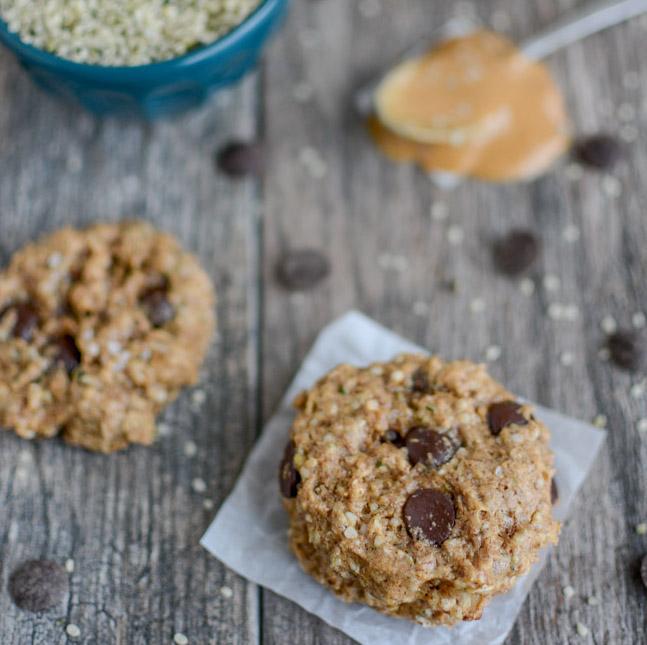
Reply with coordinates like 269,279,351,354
0,0,261,66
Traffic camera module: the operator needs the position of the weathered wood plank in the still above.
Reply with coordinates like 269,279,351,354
262,1,647,644
0,55,262,644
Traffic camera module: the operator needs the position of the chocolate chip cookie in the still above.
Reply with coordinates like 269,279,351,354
0,221,215,452
280,354,559,626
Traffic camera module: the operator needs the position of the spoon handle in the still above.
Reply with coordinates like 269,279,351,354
522,0,647,59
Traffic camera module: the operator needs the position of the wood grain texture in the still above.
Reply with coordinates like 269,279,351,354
261,1,647,644
1,0,647,643
0,56,263,644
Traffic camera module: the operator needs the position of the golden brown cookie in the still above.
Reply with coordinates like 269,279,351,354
0,220,215,452
280,354,559,626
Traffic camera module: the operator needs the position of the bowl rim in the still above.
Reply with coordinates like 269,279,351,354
0,0,283,77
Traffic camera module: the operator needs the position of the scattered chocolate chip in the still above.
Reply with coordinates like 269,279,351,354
52,335,81,373
217,140,264,178
276,249,330,291
606,330,645,372
411,368,430,393
12,302,40,341
641,554,647,590
550,478,559,505
279,440,301,498
492,229,540,276
573,134,623,170
140,287,175,327
405,427,457,468
403,488,455,546
487,401,528,436
382,429,405,448
8,560,69,612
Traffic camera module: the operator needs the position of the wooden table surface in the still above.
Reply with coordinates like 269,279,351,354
1,0,646,643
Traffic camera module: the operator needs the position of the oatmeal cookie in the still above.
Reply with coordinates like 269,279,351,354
0,220,215,452
279,354,559,626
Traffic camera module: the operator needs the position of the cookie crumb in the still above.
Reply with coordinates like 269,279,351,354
64,559,75,573
630,382,645,399
587,595,599,606
173,634,189,645
220,585,234,599
637,419,647,434
66,624,81,638
203,498,214,510
184,441,198,457
563,585,575,600
191,478,207,494
636,522,647,535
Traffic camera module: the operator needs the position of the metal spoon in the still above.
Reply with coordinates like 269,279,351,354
355,0,647,186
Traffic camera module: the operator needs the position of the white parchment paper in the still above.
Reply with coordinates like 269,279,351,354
202,311,606,645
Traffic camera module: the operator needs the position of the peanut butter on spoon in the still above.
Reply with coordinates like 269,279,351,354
370,30,570,182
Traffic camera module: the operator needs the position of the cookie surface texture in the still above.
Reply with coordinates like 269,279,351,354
0,220,215,452
281,354,559,626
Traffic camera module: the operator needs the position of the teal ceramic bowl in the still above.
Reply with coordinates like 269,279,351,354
0,0,289,118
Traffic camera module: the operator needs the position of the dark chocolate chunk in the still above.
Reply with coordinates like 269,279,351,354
12,302,39,341
279,440,301,499
276,249,330,291
217,140,264,177
550,478,559,505
53,335,81,373
8,560,69,613
403,488,455,546
606,330,645,372
411,368,430,393
493,229,540,276
382,429,405,448
641,554,647,590
487,401,528,436
405,427,457,468
573,134,623,170
140,287,175,327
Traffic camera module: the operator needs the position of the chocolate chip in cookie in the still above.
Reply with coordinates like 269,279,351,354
12,302,40,341
403,488,455,546
405,427,457,468
8,560,69,613
411,368,430,393
276,249,330,291
606,330,645,372
52,335,81,373
487,401,528,436
492,229,540,276
140,286,175,327
279,440,301,499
